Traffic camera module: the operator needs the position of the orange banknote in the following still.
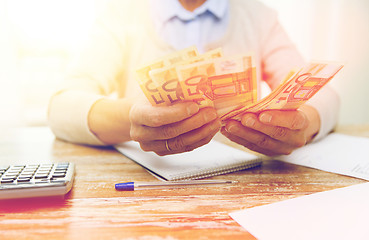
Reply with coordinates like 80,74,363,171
149,48,223,105
221,62,344,121
176,55,257,115
136,46,199,106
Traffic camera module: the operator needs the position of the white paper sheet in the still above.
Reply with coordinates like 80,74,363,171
230,182,369,240
277,133,369,180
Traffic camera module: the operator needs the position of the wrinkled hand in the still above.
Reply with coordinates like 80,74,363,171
221,106,320,156
129,101,222,156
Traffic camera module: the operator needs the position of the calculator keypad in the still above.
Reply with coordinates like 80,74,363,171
0,162,74,199
0,163,71,185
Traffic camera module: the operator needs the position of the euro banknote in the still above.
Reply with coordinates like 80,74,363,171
136,46,199,106
149,48,223,105
176,55,257,116
221,62,344,121
136,46,343,123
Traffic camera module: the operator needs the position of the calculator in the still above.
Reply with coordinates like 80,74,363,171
0,162,75,200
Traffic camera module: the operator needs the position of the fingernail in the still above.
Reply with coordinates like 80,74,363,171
211,120,222,131
226,124,235,133
260,113,272,123
187,103,199,115
244,117,255,127
205,110,217,122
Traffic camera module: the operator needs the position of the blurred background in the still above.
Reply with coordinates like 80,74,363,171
0,0,368,128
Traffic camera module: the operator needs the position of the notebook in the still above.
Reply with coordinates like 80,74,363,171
115,140,262,181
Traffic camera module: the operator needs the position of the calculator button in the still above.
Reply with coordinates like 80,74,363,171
3,173,18,177
50,179,66,184
18,174,34,178
52,174,65,178
56,165,69,169
18,175,32,179
2,176,17,180
17,178,31,182
26,164,40,167
57,163,69,166
24,167,38,170
55,167,68,171
9,167,24,171
9,168,23,171
57,163,68,166
34,175,49,179
42,164,54,167
34,179,50,184
1,179,14,183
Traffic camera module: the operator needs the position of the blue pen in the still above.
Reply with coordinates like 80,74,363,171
115,180,237,191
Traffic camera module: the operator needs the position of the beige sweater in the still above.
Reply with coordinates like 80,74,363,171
48,0,339,145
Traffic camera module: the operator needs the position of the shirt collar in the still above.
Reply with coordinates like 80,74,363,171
150,0,229,23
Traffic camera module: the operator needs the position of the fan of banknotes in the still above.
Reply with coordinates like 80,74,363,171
136,46,343,123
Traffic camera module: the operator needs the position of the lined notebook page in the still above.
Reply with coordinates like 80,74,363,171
115,140,262,181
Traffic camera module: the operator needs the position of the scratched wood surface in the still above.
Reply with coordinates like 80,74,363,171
0,126,367,240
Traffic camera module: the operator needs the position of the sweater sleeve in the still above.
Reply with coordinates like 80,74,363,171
259,8,305,90
47,3,127,145
48,90,106,145
305,85,340,141
258,7,340,140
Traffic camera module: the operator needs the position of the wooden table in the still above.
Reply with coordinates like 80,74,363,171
0,126,367,240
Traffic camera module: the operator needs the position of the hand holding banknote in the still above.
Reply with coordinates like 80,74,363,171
129,101,221,156
220,62,342,156
221,105,320,156
135,46,343,156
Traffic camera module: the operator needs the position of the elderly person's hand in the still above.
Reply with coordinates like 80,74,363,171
221,105,320,156
129,101,221,156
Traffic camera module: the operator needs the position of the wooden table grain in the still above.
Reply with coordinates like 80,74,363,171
0,126,367,240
